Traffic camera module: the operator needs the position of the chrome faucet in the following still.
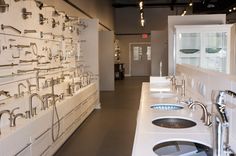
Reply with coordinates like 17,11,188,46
26,79,36,94
211,90,235,156
29,93,44,118
189,101,211,126
18,83,26,97
36,71,45,91
0,90,11,98
9,107,24,127
175,79,185,97
42,93,59,108
0,110,10,135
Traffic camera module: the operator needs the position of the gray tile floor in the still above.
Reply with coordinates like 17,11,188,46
54,76,149,156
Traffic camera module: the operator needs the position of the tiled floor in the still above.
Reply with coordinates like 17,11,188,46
54,76,149,156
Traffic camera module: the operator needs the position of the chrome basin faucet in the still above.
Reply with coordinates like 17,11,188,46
28,93,44,118
189,101,211,126
211,90,235,156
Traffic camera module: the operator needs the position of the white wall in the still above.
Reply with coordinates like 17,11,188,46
168,14,226,75
115,7,180,75
151,31,168,76
99,31,115,91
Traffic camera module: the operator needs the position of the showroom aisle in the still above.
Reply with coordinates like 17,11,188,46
55,76,149,156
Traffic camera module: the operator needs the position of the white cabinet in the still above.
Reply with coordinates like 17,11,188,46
175,24,235,74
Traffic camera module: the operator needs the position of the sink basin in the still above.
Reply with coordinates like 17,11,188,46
152,117,196,128
150,104,184,111
153,141,212,156
150,92,177,99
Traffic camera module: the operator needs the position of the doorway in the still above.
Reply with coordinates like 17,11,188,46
129,43,151,76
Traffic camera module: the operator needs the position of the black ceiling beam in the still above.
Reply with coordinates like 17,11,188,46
112,3,188,8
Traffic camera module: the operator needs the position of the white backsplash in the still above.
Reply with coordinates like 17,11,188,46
177,64,236,151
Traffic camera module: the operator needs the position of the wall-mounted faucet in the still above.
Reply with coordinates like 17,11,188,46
18,83,26,97
189,101,211,126
211,90,236,156
175,79,185,98
36,71,45,91
9,107,24,127
26,80,36,94
0,90,11,98
28,93,44,118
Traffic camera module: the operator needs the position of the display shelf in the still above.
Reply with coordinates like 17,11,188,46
175,24,235,74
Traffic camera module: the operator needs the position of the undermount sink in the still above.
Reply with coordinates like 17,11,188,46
150,92,177,99
152,117,196,129
150,104,184,111
153,141,212,156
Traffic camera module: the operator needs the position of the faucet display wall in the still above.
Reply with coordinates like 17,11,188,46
0,0,99,155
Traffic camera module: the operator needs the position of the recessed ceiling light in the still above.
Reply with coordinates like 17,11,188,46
189,3,193,7
229,9,232,12
233,7,236,10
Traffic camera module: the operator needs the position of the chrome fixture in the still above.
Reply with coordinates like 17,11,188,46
0,109,10,135
52,18,59,28
9,107,24,127
39,14,47,25
19,59,38,64
22,8,32,19
18,83,26,97
42,93,59,108
175,79,185,97
0,63,18,68
211,90,236,156
24,29,37,34
29,93,44,118
0,90,11,98
40,32,54,38
10,44,30,49
36,71,45,91
26,79,36,94
0,0,9,13
1,24,21,34
189,101,211,126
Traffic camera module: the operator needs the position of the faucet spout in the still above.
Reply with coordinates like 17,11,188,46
189,101,211,126
211,90,236,156
29,93,44,118
18,83,26,97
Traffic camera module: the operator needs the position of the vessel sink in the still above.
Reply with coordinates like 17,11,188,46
150,92,177,99
153,141,212,156
152,117,196,128
150,104,184,111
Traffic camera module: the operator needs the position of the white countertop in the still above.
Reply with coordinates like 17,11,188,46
132,82,212,156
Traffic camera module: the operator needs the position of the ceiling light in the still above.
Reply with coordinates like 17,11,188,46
139,1,143,10
229,9,232,12
233,7,236,10
141,19,145,27
189,3,193,7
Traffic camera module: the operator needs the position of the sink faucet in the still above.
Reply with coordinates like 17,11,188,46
18,83,26,97
211,90,236,156
189,101,211,126
175,79,185,98
29,93,44,118
36,71,45,91
0,90,11,98
26,79,36,94
9,107,25,127
0,110,10,135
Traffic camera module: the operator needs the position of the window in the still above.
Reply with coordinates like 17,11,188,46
133,46,142,61
146,46,151,60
